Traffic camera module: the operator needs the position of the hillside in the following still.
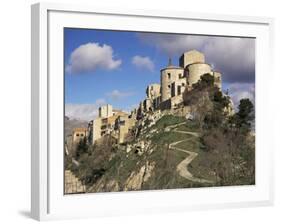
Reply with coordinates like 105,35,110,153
65,74,255,193
66,115,209,192
66,111,254,193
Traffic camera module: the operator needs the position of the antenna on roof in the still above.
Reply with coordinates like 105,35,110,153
168,57,172,66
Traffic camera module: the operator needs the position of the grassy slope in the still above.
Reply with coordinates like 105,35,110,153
90,115,254,191
75,115,216,193
176,135,217,182
147,116,217,186
89,115,193,192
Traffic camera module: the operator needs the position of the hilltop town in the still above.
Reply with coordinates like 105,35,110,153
69,50,230,147
64,50,254,194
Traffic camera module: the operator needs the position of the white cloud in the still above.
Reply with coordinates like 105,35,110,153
138,33,208,56
95,98,106,105
106,90,134,101
66,42,122,74
122,103,140,114
227,83,255,110
132,55,154,72
65,98,106,121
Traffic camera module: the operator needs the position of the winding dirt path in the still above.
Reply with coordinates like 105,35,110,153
168,126,214,184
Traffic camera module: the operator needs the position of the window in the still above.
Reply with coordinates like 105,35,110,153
182,83,185,86
81,134,84,137
171,83,175,97
168,73,171,79
178,73,182,78
177,86,181,95
168,85,171,88
76,133,79,137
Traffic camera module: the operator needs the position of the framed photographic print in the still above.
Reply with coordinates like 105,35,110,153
31,2,274,221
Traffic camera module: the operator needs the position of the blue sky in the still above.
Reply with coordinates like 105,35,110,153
65,29,174,110
65,28,255,121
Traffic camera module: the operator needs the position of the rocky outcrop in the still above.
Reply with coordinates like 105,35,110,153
125,140,152,156
65,170,86,194
88,178,120,192
124,161,155,191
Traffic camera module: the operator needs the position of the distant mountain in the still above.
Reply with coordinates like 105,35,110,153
64,116,88,137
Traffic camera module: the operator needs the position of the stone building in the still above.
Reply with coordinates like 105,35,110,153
86,50,225,145
143,83,161,112
160,58,186,102
72,127,87,143
89,104,136,144
179,50,205,69
99,104,113,118
115,115,136,144
186,62,212,86
137,50,223,113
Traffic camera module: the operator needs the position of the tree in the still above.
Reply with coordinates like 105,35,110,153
183,73,214,106
235,98,254,132
237,98,254,122
75,137,88,159
192,73,215,90
183,73,231,130
192,91,213,130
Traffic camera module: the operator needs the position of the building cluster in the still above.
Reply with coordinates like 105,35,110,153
72,104,136,145
90,104,136,144
140,50,222,114
72,50,223,145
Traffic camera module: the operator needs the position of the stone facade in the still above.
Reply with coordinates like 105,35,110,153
146,83,161,99
99,104,113,118
143,83,161,111
72,127,87,143
187,63,212,86
160,65,185,102
92,118,102,143
89,105,137,144
115,114,136,144
213,71,222,90
137,50,223,113
179,50,205,68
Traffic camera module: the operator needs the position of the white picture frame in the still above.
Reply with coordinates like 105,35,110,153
31,2,274,221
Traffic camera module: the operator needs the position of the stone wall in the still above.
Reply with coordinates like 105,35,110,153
92,118,102,143
161,67,184,102
72,128,87,143
187,63,212,86
64,170,86,194
99,104,113,118
179,50,205,68
213,71,222,90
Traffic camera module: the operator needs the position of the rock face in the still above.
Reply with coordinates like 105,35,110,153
64,170,86,194
87,161,155,193
89,179,120,192
125,140,152,156
124,161,155,191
